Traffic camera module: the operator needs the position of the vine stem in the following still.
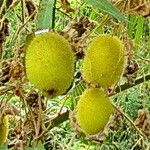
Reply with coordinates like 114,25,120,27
115,73,150,93
21,0,26,24
52,0,57,29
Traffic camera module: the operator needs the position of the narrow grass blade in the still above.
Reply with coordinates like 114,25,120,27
87,0,127,22
127,14,137,38
135,16,144,50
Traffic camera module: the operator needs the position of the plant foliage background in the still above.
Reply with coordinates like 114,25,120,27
0,0,150,149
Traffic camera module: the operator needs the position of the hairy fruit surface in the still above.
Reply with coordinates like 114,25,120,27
25,32,74,97
83,35,126,88
76,88,114,135
0,116,9,147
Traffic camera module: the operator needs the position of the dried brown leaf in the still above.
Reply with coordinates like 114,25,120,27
0,18,9,59
60,16,95,59
110,0,150,17
60,0,75,13
25,0,37,20
134,109,150,135
0,59,25,84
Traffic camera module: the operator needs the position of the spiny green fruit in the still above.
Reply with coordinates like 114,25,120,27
76,88,114,135
83,35,126,88
25,32,74,97
0,116,9,147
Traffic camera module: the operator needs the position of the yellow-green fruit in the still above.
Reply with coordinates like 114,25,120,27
25,32,74,97
76,88,114,135
83,35,126,88
0,116,9,147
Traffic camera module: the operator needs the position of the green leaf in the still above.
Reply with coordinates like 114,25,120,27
87,0,127,22
135,16,144,50
148,19,150,50
0,144,8,150
25,141,45,150
35,141,45,150
36,0,56,30
127,14,137,38
25,148,33,150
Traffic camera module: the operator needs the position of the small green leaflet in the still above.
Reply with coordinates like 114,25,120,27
87,0,127,22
